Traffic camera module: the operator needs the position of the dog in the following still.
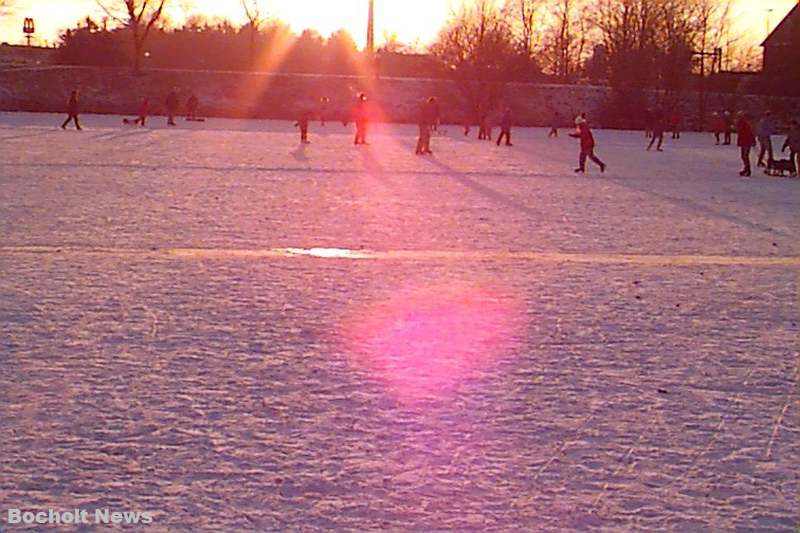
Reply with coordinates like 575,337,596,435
765,158,797,177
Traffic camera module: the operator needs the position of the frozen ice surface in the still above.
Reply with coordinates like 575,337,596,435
1,112,798,531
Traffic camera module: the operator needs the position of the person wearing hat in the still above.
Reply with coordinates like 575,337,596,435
353,93,369,145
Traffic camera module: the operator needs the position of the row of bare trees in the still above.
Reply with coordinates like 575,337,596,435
430,0,745,87
25,0,759,84
89,0,272,71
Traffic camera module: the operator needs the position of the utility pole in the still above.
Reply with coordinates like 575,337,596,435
366,0,375,55
691,47,722,131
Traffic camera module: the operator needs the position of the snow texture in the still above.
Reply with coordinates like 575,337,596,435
1,112,798,532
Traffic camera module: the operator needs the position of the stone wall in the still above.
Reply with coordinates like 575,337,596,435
1,66,799,129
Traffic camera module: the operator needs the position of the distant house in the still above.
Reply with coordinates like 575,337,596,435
761,3,800,75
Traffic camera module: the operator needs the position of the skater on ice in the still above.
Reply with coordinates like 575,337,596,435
415,98,435,155
496,107,513,147
60,90,81,131
477,105,492,140
736,112,756,177
723,110,734,145
756,111,776,167
429,97,441,133
570,115,606,174
124,97,150,126
780,119,800,177
352,93,369,145
166,89,180,126
548,112,560,138
670,109,682,139
647,109,665,151
295,110,312,144
710,112,725,145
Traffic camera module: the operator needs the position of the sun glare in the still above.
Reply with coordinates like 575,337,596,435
184,0,452,49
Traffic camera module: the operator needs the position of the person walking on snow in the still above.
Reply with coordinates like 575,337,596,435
353,93,369,145
782,119,800,177
647,110,665,151
570,118,606,174
670,110,682,139
478,107,491,140
548,112,561,138
723,110,734,145
295,110,312,144
496,107,513,146
736,113,756,177
126,97,150,127
61,90,81,130
166,89,179,126
756,111,776,167
417,97,438,155
710,112,725,145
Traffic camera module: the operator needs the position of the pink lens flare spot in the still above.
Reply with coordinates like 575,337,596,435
343,286,521,402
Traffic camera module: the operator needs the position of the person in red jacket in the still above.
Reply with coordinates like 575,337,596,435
570,115,606,174
710,112,725,145
736,113,756,177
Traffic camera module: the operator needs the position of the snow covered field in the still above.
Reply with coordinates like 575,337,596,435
1,112,798,532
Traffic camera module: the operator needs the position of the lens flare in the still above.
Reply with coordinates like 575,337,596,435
342,285,520,402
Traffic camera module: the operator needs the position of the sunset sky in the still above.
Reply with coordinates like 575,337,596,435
0,0,796,50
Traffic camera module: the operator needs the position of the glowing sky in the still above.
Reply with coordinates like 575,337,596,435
0,0,795,50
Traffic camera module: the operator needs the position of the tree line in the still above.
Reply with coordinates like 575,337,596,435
50,0,758,84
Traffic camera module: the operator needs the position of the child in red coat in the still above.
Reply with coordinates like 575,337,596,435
737,113,756,177
570,117,606,174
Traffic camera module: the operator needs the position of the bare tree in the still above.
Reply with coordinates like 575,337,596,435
242,0,266,69
96,0,168,72
540,0,587,78
429,0,517,114
503,0,542,57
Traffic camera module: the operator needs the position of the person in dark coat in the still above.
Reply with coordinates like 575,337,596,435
496,107,513,146
723,110,734,145
548,112,560,138
643,108,653,138
415,101,431,155
61,90,81,130
166,89,179,126
295,110,312,144
570,118,606,174
647,109,665,151
736,113,756,177
756,111,776,167
782,119,800,177
353,93,369,145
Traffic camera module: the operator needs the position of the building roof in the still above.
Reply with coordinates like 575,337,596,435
762,4,800,47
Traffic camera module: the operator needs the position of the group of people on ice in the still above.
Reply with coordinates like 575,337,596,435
715,110,800,177
59,88,799,178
